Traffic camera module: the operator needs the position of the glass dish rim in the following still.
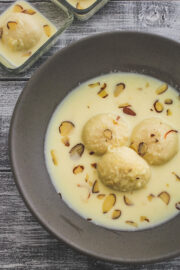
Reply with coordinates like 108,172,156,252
0,0,74,73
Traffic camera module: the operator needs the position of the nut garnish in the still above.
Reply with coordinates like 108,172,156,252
112,209,121,220
73,165,84,174
97,83,108,98
76,2,83,9
13,4,24,12
88,82,100,88
43,24,51,37
123,106,136,116
7,21,17,30
175,202,180,210
153,100,164,113
51,150,58,166
97,194,105,199
166,109,172,116
146,82,150,88
138,142,148,156
140,216,150,222
23,9,36,15
0,27,3,39
61,136,70,147
114,83,125,97
158,191,170,205
172,172,180,181
69,143,84,160
156,83,168,95
87,218,92,221
58,192,62,199
164,98,173,105
124,195,133,206
91,163,97,169
125,221,138,228
147,194,155,201
103,129,112,140
164,129,178,139
92,180,99,193
102,193,116,213
118,103,131,108
22,51,32,57
89,151,94,155
59,121,75,136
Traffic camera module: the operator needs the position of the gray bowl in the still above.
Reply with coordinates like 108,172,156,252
9,32,180,264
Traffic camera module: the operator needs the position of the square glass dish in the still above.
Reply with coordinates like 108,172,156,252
52,0,109,20
0,1,73,73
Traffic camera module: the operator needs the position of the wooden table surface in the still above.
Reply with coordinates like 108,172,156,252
1,0,180,269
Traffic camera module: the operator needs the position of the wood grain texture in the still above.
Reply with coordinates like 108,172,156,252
1,1,180,269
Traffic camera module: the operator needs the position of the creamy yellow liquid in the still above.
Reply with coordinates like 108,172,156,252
0,1,57,67
45,73,180,231
67,0,96,9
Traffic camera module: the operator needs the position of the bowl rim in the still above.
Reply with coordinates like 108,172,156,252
9,31,180,264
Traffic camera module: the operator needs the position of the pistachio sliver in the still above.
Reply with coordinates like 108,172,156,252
164,98,173,105
7,21,17,30
88,82,100,88
97,194,105,200
156,83,168,95
166,109,172,116
50,150,58,166
138,142,148,156
23,9,36,15
43,24,51,37
124,195,133,206
153,100,164,113
140,216,150,222
125,220,138,228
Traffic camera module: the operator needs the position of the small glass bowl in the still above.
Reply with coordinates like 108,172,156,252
52,0,110,20
0,1,73,73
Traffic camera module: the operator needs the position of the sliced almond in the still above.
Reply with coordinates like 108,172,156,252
147,193,155,201
76,2,83,9
164,98,173,105
50,150,58,166
91,163,97,169
112,209,121,219
97,194,105,200
123,106,136,116
59,121,75,136
61,136,70,147
125,220,138,228
103,129,112,140
13,4,24,12
124,195,133,206
166,109,172,116
153,100,164,113
0,27,3,39
7,21,17,30
158,191,170,205
138,142,148,156
92,180,99,193
156,83,168,95
69,143,84,160
140,216,150,222
23,9,36,15
43,24,51,37
73,165,84,174
102,193,116,214
114,83,125,97
172,172,180,181
164,129,178,139
175,202,180,210
88,82,100,88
